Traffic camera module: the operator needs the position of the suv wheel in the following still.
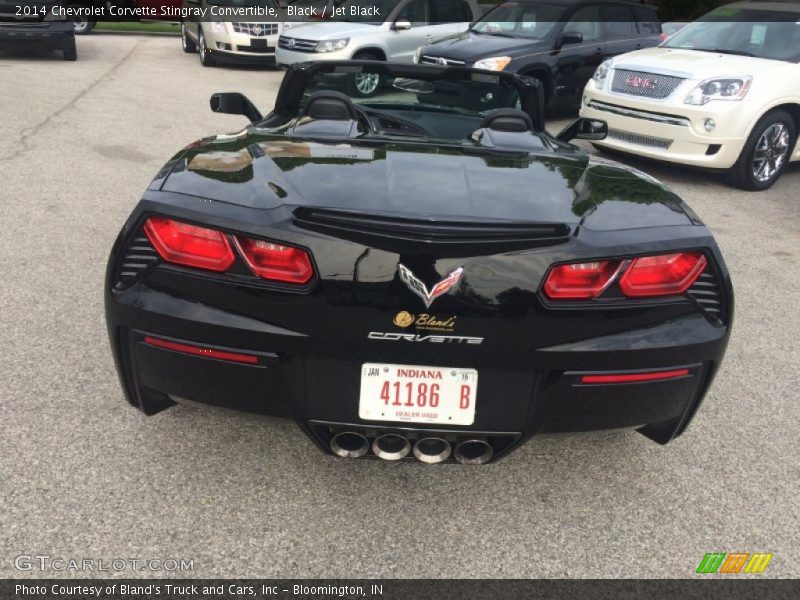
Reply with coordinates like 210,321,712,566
181,22,197,54
348,52,382,97
198,28,215,67
68,5,95,35
728,109,796,191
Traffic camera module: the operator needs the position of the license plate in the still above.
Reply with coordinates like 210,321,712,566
251,38,268,48
359,363,477,426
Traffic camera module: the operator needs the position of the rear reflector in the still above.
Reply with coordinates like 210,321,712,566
144,217,235,272
234,236,314,284
143,336,259,365
618,252,706,298
581,369,690,384
543,260,621,299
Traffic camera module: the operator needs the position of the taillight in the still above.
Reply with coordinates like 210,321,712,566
542,260,621,299
618,252,706,298
543,252,707,301
659,33,668,43
235,237,314,284
144,217,235,272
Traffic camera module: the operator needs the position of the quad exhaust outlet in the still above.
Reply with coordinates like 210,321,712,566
372,434,411,461
412,437,452,464
327,429,499,464
329,431,369,458
454,438,493,465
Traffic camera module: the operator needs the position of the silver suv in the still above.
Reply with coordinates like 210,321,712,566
181,0,284,67
277,0,482,93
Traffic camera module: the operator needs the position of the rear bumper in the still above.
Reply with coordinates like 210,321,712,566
0,21,74,49
108,291,730,460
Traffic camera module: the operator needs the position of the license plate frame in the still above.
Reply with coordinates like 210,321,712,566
359,363,478,426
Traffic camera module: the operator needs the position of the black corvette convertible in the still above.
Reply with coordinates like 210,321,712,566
105,61,733,464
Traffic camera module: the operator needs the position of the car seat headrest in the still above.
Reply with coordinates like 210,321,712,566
303,91,359,121
480,109,534,133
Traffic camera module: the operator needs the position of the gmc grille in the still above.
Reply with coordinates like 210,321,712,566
278,36,317,52
611,69,685,99
608,128,673,150
232,22,279,37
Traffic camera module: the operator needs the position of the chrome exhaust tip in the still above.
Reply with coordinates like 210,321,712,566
330,431,369,458
412,437,452,464
454,439,493,465
372,434,411,461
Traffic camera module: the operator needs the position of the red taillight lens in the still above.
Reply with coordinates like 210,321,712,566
543,260,621,300
659,33,668,43
235,237,314,284
619,252,707,298
144,217,235,272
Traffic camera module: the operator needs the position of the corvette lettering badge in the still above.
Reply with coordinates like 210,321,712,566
397,264,463,308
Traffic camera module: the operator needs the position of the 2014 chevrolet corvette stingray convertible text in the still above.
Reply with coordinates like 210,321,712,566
105,61,733,464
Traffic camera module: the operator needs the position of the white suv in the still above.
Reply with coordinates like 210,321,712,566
276,0,482,96
580,1,800,190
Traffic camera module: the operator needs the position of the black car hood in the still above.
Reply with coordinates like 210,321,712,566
159,134,693,231
423,31,549,62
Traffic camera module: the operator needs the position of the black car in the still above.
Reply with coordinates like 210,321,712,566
105,61,732,465
416,0,660,106
0,0,76,60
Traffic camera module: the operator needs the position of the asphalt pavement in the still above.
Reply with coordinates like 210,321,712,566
0,34,798,579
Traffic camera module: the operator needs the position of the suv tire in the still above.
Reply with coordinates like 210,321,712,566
728,109,796,191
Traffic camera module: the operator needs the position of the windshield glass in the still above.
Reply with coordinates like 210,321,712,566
298,65,525,143
663,9,800,62
337,0,397,23
472,1,567,39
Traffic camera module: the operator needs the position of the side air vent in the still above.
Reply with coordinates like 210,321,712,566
293,208,571,257
115,232,159,288
687,267,725,323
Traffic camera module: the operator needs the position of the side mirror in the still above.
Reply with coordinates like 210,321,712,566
209,92,263,123
560,31,583,45
556,118,608,143
393,20,412,31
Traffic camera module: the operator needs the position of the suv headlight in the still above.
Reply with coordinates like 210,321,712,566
316,38,349,53
473,56,512,71
592,59,613,85
211,21,226,34
684,76,752,105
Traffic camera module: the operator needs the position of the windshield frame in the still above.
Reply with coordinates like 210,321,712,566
271,60,547,136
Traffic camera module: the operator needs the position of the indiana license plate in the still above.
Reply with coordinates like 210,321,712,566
359,363,478,426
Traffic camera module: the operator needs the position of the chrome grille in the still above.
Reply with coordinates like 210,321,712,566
420,55,466,66
611,69,685,99
608,129,673,150
278,36,317,52
232,22,278,37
